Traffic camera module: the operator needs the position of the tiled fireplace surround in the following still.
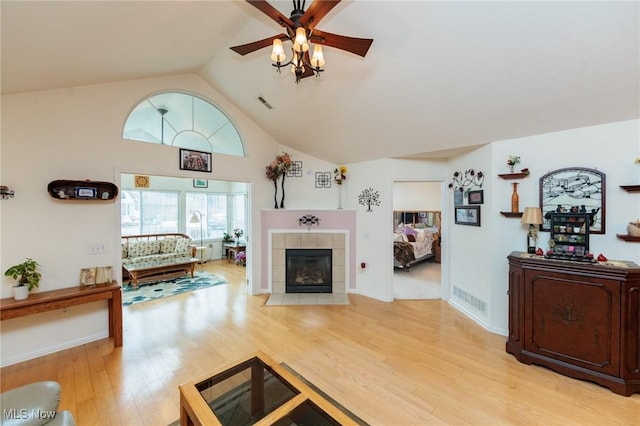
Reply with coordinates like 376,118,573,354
271,232,346,294
261,209,357,294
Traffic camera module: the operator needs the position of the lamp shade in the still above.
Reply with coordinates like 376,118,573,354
293,27,309,52
521,207,543,225
310,45,325,68
270,39,286,62
189,213,200,224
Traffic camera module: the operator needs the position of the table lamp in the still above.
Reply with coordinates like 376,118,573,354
521,207,543,254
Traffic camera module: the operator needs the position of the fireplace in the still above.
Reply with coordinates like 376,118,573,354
286,248,332,293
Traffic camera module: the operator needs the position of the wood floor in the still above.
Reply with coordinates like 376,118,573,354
1,259,638,425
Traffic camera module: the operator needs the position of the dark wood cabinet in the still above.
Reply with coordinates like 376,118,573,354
507,251,640,396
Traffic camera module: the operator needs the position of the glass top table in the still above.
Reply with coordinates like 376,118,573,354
179,351,358,426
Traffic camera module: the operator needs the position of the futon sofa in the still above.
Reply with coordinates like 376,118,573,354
121,233,195,267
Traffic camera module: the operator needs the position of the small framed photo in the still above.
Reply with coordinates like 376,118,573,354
80,267,97,286
76,187,97,198
468,190,484,205
193,179,208,188
455,205,481,226
454,190,464,206
95,266,113,284
418,212,427,218
180,149,212,173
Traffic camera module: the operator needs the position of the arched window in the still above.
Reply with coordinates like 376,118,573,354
123,92,245,157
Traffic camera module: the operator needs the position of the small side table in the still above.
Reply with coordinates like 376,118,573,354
224,243,246,263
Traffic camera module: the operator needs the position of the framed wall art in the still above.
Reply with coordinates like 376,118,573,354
455,205,481,226
467,190,484,205
193,178,208,188
180,149,212,173
539,167,605,234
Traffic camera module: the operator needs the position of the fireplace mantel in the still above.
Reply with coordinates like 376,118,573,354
260,210,356,293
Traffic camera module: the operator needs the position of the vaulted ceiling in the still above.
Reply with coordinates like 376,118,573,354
2,1,638,164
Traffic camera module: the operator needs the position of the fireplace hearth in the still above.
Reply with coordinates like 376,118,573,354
286,249,332,293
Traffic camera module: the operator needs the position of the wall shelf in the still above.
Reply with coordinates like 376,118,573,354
617,234,640,242
620,185,640,193
498,172,530,180
48,179,118,201
500,212,523,218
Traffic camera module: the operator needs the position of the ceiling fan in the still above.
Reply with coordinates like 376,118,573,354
230,0,374,83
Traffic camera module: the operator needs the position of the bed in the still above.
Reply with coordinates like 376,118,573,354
393,211,441,271
393,227,438,270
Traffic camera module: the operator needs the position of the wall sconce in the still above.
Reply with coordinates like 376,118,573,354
1,186,15,200
298,214,320,230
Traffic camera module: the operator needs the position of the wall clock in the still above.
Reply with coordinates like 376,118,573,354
134,175,150,188
539,167,605,234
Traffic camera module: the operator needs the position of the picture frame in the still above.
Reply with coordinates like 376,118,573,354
453,190,464,206
76,187,97,198
80,267,96,286
455,205,481,226
193,178,208,188
539,167,605,234
180,149,212,173
467,190,484,205
95,266,113,284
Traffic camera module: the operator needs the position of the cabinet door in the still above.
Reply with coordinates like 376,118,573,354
524,269,620,375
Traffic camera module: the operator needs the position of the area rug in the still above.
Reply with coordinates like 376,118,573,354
122,271,227,306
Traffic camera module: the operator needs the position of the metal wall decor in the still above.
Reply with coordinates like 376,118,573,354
448,169,484,195
0,186,15,200
287,161,303,177
315,172,331,188
298,214,321,230
358,187,381,212
539,167,605,234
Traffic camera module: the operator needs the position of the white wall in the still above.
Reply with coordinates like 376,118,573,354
393,181,442,211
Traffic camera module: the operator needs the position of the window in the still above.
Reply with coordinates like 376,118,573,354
122,92,245,157
186,193,228,242
231,194,246,234
121,190,179,236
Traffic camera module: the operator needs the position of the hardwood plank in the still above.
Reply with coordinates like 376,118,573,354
1,260,638,425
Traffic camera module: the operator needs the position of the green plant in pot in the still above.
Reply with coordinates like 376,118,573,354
4,258,41,300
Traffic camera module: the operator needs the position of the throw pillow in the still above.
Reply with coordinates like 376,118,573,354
161,238,177,254
406,234,416,242
175,238,191,254
403,226,418,236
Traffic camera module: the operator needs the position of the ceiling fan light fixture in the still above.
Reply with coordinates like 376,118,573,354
310,45,325,68
293,27,309,52
271,39,286,62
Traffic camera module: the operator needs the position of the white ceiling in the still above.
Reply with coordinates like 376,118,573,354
2,1,638,164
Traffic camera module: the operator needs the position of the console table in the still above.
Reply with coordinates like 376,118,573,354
0,281,122,347
507,252,640,396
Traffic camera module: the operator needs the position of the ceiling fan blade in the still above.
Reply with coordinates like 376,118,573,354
300,0,341,30
310,29,373,57
230,34,288,56
246,0,294,28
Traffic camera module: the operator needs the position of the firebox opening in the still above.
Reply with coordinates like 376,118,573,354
286,248,332,293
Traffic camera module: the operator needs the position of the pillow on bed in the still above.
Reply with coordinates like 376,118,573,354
403,226,418,236
415,223,426,229
406,234,416,242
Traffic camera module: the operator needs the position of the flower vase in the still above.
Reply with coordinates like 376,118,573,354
509,165,515,173
273,180,278,209
337,184,343,209
511,182,519,213
280,174,286,209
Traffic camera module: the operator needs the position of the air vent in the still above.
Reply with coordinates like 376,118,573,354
258,96,273,110
453,286,487,313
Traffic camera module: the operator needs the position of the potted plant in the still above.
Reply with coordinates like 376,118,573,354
222,232,234,243
4,258,41,300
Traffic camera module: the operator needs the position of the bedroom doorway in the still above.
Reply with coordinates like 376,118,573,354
392,181,442,299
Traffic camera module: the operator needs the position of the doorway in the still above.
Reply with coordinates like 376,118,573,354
392,181,443,299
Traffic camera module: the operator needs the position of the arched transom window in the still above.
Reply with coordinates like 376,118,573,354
123,92,245,157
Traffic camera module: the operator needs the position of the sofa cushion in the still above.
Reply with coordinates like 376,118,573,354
175,238,190,254
128,240,161,258
121,243,128,259
160,238,177,254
